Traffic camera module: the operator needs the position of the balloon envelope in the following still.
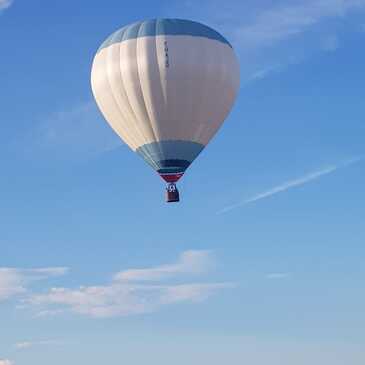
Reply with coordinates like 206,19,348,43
91,18,240,183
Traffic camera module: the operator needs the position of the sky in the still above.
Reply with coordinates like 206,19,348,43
0,0,365,364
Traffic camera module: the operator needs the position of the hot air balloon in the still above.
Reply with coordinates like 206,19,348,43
91,19,240,202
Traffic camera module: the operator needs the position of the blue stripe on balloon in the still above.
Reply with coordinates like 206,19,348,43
98,19,232,52
136,140,205,173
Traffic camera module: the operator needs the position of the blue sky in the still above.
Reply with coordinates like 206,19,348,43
1,0,365,364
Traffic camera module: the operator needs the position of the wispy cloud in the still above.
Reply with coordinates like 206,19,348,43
114,250,214,282
232,0,365,79
15,340,61,350
173,0,365,81
321,34,340,51
0,0,13,11
33,309,65,318
20,101,121,161
26,251,234,318
159,283,234,304
219,157,364,213
266,273,290,279
232,0,365,49
0,267,68,301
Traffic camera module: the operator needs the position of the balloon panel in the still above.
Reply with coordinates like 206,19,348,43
91,19,240,175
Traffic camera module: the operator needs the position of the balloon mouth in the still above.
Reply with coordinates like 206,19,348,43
159,172,184,183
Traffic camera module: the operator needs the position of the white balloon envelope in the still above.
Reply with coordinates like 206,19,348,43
91,18,240,202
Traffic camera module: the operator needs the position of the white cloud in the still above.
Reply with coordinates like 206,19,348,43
219,157,364,213
33,309,65,318
27,251,233,318
0,267,68,301
0,0,12,10
160,283,236,304
15,342,33,350
0,269,26,301
0,360,13,365
28,267,69,277
266,273,290,279
28,282,234,318
114,250,214,282
15,340,60,350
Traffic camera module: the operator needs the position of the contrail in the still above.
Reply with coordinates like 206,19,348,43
218,156,364,214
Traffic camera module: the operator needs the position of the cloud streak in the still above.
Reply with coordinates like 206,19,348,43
219,157,364,213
